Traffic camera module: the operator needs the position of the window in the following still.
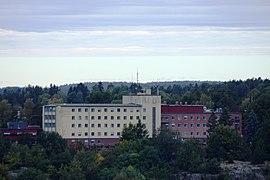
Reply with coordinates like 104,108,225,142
136,109,139,112
171,116,175,120
104,132,108,136
117,132,121,136
91,116,95,120
104,116,108,120
197,124,200,127
98,116,101,120
165,116,169,120
130,116,133,120
85,132,88,136
184,124,188,128
104,108,108,112
71,133,75,136
111,108,114,112
143,116,146,120
136,116,140,120
178,115,181,120
85,108,88,112
117,108,120,112
203,116,206,120
111,124,114,128
178,124,181,127
203,124,207,127
197,132,200,136
143,108,146,112
85,124,88,128
78,116,82,120
91,124,95,128
85,116,88,120
72,116,75,120
184,116,188,120
78,108,81,112
111,116,114,120
197,116,200,120
190,116,194,120
78,132,82,136
72,108,75,112
190,124,194,128
91,132,95,136
117,124,120,128
104,124,108,128
124,124,127,127
91,108,95,112
98,132,101,136
110,132,114,136
98,108,101,112
124,116,127,120
78,124,81,128
98,124,101,128
130,108,133,112
203,132,207,135
172,123,175,128
124,108,127,112
117,116,120,120
190,132,193,136
72,124,75,128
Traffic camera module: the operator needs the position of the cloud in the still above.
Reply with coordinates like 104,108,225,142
0,26,270,56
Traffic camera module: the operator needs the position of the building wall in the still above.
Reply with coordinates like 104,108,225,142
161,105,242,143
122,95,161,137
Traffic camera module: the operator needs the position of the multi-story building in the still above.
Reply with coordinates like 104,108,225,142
161,104,242,144
42,90,161,146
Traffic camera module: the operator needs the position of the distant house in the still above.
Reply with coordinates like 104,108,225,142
0,121,42,144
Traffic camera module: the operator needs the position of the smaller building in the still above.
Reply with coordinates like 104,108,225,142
161,105,242,144
0,121,42,144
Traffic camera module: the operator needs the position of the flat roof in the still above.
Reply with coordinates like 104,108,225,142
45,103,142,107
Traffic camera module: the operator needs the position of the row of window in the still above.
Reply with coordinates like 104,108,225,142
44,106,56,112
181,131,207,137
71,131,121,137
71,123,143,128
71,107,145,113
44,123,56,128
164,115,208,121
165,123,207,128
71,115,146,121
44,115,56,120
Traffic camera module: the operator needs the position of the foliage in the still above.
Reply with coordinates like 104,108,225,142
207,111,218,134
218,108,232,126
207,125,242,161
0,100,12,128
121,120,148,141
246,110,260,144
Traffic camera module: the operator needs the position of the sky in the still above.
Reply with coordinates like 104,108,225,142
0,0,270,87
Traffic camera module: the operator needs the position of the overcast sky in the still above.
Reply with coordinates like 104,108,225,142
0,0,270,87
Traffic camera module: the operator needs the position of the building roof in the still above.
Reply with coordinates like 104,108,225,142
46,103,142,108
161,105,205,113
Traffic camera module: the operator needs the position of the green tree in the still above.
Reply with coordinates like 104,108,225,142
219,108,232,126
200,94,214,109
207,125,242,161
246,110,260,144
0,100,12,128
22,98,35,123
121,120,148,141
207,111,218,134
37,132,67,156
17,168,48,180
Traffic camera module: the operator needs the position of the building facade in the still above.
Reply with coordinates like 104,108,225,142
0,121,41,144
161,105,242,144
42,92,161,146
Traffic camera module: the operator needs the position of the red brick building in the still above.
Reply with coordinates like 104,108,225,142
161,105,242,144
0,122,42,144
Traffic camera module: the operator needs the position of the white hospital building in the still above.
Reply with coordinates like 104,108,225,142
42,90,161,146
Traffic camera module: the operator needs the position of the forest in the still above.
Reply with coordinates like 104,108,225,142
0,78,270,179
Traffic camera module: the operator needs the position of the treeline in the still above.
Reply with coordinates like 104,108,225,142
0,119,270,179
